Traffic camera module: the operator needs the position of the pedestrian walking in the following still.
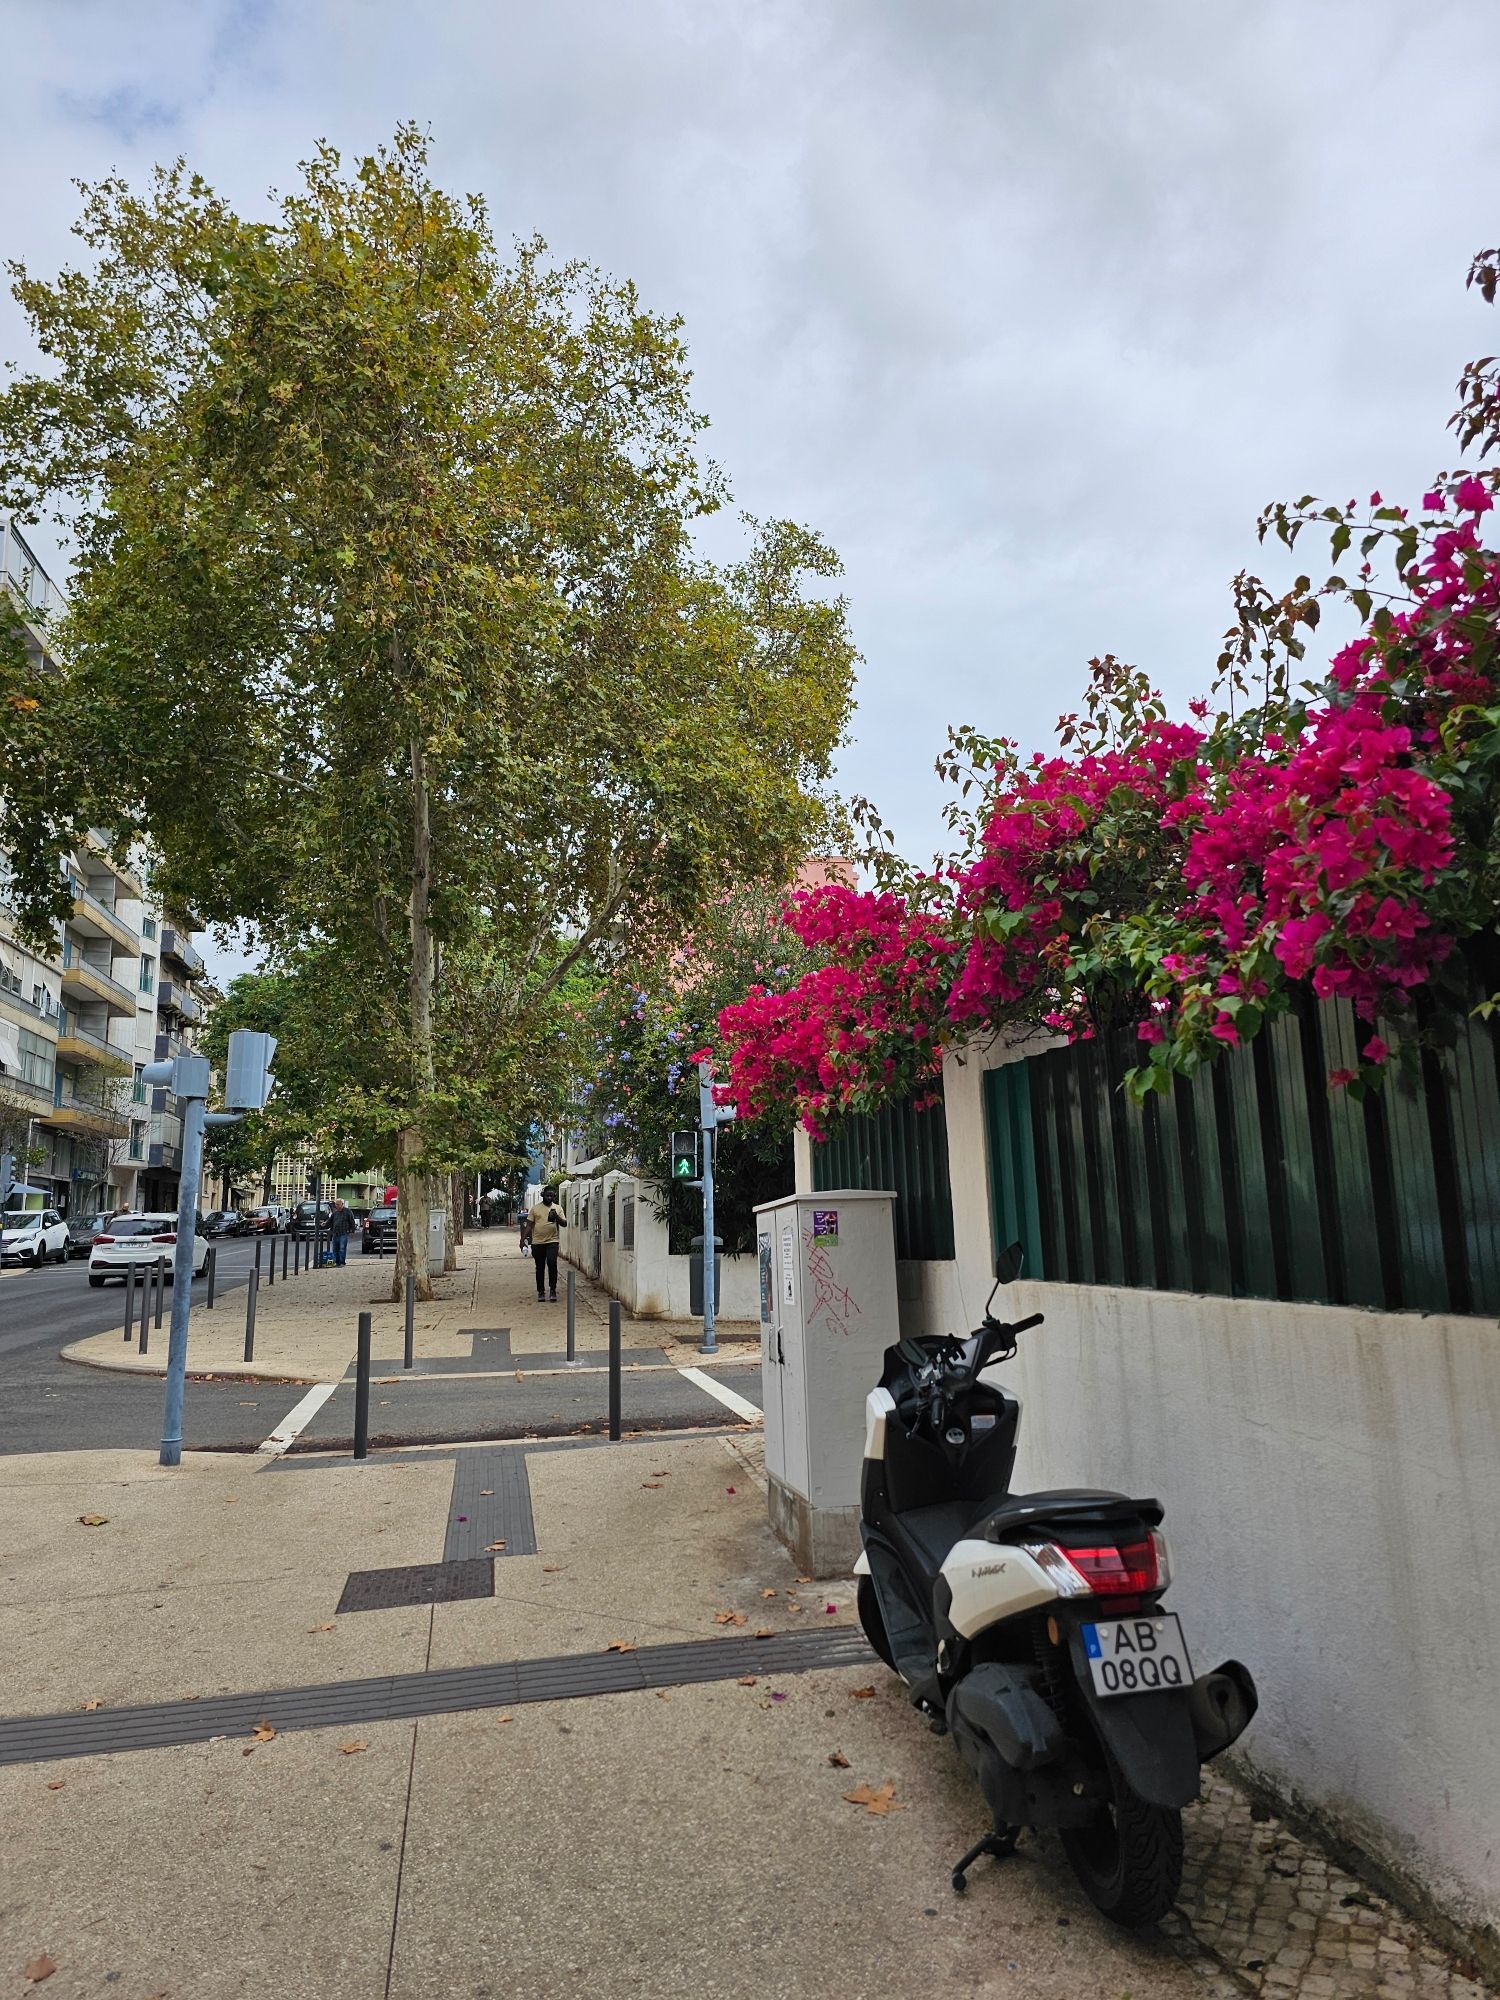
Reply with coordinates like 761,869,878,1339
527,1185,565,1302
327,1197,356,1268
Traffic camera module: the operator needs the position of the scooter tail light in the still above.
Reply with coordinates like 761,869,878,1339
1058,1537,1160,1596
1017,1541,1095,1599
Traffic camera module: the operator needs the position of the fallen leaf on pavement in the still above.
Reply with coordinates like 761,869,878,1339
250,1720,276,1742
497,1715,513,1725
22,1955,56,1983
376,1377,399,1386
336,1741,368,1755
714,1610,747,1627
605,1640,637,1654
80,1700,104,1712
484,1540,507,1552
308,1623,335,1634
760,1588,777,1599
514,1370,524,1381
796,1575,812,1584
78,1515,109,1528
828,1751,850,1768
655,1690,671,1701
542,1564,564,1573
641,1481,661,1489
843,1780,903,1816
737,1675,757,1687
44,1780,65,1791
479,1489,493,1496
850,1686,877,1700
753,1628,777,1639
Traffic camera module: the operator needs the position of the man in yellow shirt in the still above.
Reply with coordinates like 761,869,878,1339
527,1184,567,1303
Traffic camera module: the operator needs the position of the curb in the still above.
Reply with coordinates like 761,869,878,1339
59,1341,329,1385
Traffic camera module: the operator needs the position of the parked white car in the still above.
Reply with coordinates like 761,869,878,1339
0,1209,69,1268
87,1213,210,1288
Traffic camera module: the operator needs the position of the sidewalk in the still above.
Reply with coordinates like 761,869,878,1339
60,1230,762,1383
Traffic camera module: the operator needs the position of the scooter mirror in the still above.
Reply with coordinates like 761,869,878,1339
994,1241,1025,1285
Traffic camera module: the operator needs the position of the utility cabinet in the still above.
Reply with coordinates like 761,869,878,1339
755,1189,899,1577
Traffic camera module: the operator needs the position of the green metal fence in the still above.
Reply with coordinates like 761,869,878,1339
812,1084,956,1261
984,997,1500,1317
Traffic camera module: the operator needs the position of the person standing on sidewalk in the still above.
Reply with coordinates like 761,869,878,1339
327,1198,355,1268
527,1185,565,1301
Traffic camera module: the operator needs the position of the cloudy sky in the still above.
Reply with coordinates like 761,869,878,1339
5,0,1500,981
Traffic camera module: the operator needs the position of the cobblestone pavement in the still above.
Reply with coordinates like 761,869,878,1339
1165,1779,1494,1998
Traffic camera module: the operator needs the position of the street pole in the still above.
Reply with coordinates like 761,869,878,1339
159,1092,207,1469
699,1122,717,1357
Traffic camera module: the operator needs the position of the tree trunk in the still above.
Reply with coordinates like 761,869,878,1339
444,1169,461,1272
394,721,438,1302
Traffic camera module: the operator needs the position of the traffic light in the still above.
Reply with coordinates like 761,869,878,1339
670,1131,698,1181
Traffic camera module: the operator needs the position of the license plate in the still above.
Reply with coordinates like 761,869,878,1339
1082,1613,1193,1697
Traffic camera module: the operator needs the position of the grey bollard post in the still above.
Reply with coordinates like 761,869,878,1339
293,1233,301,1277
353,1311,372,1459
206,1243,217,1310
154,1255,166,1330
123,1262,137,1343
266,1229,274,1286
139,1281,150,1356
565,1267,580,1367
608,1300,622,1442
403,1272,415,1370
282,1232,289,1281
243,1265,259,1364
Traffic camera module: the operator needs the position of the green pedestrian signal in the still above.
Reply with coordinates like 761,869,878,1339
671,1131,698,1181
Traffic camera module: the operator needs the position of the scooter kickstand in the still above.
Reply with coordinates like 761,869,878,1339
950,1827,1020,1894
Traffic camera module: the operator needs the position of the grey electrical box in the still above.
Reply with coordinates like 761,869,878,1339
224,1029,277,1111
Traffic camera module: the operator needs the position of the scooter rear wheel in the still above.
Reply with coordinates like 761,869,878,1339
856,1575,896,1671
1059,1755,1182,1927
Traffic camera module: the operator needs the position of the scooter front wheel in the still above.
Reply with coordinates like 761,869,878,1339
1059,1756,1182,1927
856,1575,896,1672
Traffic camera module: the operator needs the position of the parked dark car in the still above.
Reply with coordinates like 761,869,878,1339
290,1201,333,1239
361,1205,398,1255
202,1210,241,1239
64,1214,104,1259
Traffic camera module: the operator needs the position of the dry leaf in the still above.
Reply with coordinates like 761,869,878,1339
651,1471,669,1477
23,1955,56,1983
497,1715,513,1725
736,1674,758,1687
78,1514,109,1527
514,1370,524,1381
484,1540,507,1552
479,1489,493,1497
843,1780,904,1816
753,1628,777,1639
251,1719,276,1742
760,1588,777,1599
828,1750,850,1768
796,1575,813,1584
605,1640,637,1654
641,1481,662,1489
850,1686,877,1700
655,1689,671,1701
45,1780,65,1791
542,1564,564,1573
80,1699,104,1712
713,1610,747,1627
336,1741,368,1755
376,1377,399,1385
308,1623,335,1634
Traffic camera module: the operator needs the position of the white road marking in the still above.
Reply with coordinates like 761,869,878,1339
257,1380,340,1456
677,1365,762,1425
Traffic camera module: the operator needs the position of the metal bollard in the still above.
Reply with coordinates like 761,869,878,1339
293,1234,301,1277
153,1255,165,1330
608,1300,622,1442
139,1282,149,1356
243,1265,259,1364
266,1230,274,1286
566,1267,580,1367
403,1272,415,1370
353,1310,372,1459
123,1263,137,1343
206,1243,217,1310
282,1232,289,1281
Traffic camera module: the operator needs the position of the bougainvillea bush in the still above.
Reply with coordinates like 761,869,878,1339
718,245,1500,1123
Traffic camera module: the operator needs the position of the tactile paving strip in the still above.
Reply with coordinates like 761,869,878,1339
444,1449,536,1560
0,1628,873,1766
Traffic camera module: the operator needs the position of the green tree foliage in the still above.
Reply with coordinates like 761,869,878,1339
0,128,856,1293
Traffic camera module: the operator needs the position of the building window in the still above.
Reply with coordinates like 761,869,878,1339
139,956,154,995
142,917,157,940
131,1064,146,1106
18,1028,53,1091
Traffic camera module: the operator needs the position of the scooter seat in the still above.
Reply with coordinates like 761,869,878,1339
974,1487,1163,1541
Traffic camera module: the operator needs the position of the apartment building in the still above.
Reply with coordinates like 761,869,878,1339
0,519,215,1217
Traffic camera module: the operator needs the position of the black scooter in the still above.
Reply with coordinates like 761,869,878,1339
855,1246,1257,1925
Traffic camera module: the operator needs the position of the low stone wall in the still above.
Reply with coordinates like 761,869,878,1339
558,1170,760,1322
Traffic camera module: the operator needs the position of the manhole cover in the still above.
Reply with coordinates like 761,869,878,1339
336,1559,494,1613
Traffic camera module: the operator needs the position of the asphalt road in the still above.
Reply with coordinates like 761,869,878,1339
0,1244,765,1457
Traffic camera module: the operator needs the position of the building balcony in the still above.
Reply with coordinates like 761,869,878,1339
67,882,140,955
158,928,205,980
59,943,137,1017
55,1019,132,1074
83,832,144,899
148,1140,183,1173
0,985,58,1037
0,1070,56,1109
157,980,202,1025
44,1099,129,1138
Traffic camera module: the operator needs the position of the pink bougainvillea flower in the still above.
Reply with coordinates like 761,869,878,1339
1328,1068,1357,1089
1454,475,1493,514
1362,1035,1390,1065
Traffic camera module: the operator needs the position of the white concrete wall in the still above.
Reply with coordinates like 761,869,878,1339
897,1036,1500,1945
558,1171,760,1321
